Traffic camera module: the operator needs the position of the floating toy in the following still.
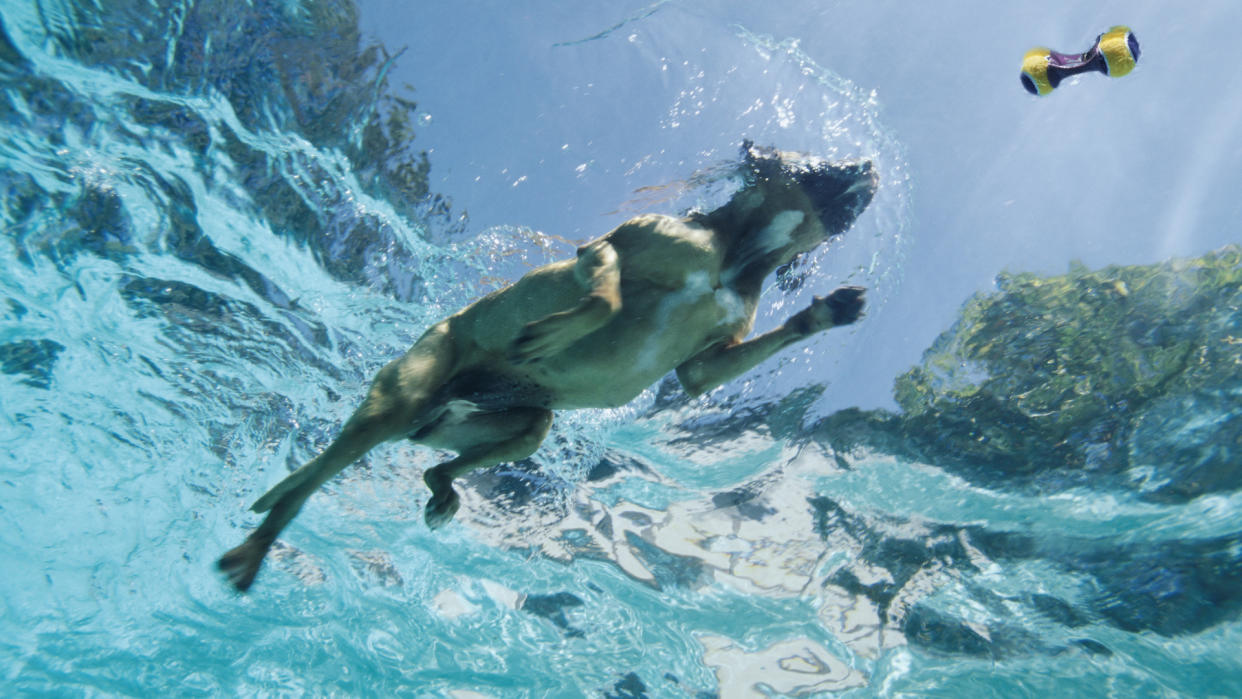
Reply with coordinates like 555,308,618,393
1021,26,1140,96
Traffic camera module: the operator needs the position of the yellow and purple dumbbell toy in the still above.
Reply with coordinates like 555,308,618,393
1021,26,1140,96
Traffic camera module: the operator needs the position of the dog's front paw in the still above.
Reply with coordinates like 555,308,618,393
790,285,866,335
824,285,866,326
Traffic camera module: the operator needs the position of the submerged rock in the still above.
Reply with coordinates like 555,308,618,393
820,245,1242,501
803,246,1242,647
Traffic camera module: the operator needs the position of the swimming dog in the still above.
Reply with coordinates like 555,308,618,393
219,141,877,591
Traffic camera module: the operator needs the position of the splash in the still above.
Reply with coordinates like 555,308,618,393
551,0,676,48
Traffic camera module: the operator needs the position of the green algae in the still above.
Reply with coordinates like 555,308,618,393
821,246,1242,498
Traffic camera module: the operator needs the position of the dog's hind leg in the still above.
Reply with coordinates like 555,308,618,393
218,322,457,591
419,407,554,529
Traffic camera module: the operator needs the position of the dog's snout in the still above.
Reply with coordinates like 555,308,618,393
799,159,877,233
826,160,877,201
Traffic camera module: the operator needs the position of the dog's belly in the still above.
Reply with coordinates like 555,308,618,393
433,367,554,412
439,266,753,412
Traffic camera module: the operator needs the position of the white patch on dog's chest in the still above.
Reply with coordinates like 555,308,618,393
653,270,712,331
713,286,745,326
634,271,744,372
756,210,804,253
722,209,805,286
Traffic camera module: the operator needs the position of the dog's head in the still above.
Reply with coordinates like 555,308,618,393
740,140,877,238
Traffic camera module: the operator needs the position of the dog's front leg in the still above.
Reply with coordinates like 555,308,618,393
676,286,865,396
508,240,621,363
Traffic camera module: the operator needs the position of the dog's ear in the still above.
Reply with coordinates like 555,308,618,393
739,140,782,185
739,138,756,162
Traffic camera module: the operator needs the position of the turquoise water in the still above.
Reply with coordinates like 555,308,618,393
3,1,1241,696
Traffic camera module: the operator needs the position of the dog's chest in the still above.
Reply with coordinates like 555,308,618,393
629,271,747,370
662,271,746,327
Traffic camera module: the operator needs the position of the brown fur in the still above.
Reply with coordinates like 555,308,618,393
219,144,876,591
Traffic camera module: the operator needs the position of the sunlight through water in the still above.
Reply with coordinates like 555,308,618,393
2,1,1240,697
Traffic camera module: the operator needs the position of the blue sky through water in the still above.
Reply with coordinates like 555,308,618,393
359,0,1242,410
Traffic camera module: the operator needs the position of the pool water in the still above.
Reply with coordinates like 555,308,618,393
2,1,1241,696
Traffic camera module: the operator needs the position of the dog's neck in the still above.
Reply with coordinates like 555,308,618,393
698,186,816,291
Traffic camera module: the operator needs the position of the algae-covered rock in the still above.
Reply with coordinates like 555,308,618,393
824,246,1242,499
799,247,1242,645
